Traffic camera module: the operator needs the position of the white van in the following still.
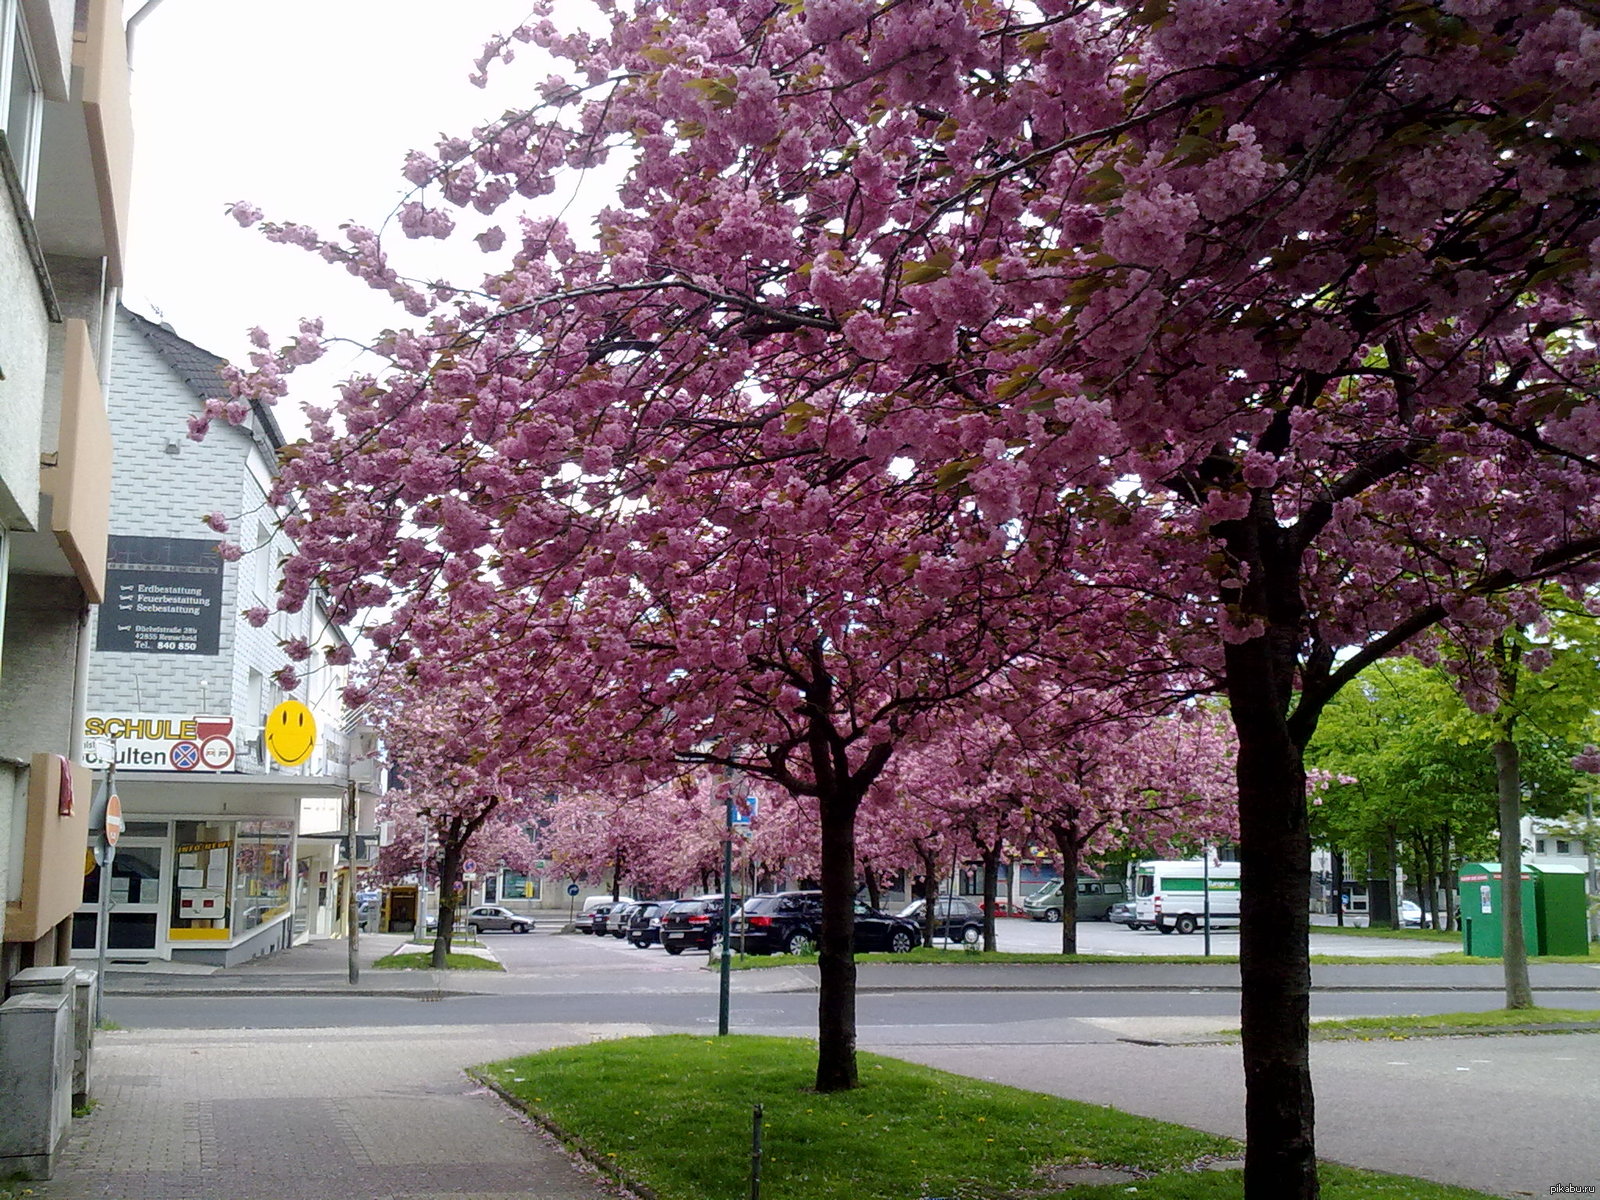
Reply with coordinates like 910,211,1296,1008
1133,859,1240,934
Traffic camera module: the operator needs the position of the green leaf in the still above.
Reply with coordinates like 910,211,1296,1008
900,249,956,286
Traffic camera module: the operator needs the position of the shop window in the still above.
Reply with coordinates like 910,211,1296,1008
232,818,294,931
0,0,41,207
172,821,234,932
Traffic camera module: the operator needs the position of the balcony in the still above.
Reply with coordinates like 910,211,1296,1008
32,0,132,282
4,753,91,945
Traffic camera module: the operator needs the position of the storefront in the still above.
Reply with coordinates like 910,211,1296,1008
71,773,348,966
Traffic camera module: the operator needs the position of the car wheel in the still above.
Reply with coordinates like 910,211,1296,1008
1174,914,1198,935
961,925,980,946
785,931,811,955
665,944,684,956
889,929,914,954
513,923,529,934
1044,908,1061,923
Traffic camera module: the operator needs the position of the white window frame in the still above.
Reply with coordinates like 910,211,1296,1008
0,0,43,209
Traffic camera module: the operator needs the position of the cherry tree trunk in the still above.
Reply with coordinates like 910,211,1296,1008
920,848,940,948
432,836,461,969
1054,827,1081,955
1226,649,1317,1200
815,782,860,1092
1494,738,1535,1009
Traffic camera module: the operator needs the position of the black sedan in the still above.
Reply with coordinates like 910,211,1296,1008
730,891,919,955
897,896,984,945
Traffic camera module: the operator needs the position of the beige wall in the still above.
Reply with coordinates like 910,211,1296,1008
3,755,90,944
47,319,111,603
79,0,132,286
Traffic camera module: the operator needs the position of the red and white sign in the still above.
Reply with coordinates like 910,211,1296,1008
105,793,123,846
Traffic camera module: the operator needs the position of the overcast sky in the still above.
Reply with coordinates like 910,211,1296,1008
123,1,546,417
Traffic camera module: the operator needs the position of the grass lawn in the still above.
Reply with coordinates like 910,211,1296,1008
371,950,503,971
1309,1007,1600,1040
721,948,1471,968
475,1034,1495,1200
723,942,1598,968
1310,924,1461,942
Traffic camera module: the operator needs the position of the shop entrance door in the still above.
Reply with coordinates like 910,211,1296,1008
73,838,171,958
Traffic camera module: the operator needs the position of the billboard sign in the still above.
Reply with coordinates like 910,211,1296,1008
83,714,238,772
97,536,226,655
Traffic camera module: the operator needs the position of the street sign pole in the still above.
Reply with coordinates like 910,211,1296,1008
719,787,733,1036
346,780,359,985
94,754,118,1026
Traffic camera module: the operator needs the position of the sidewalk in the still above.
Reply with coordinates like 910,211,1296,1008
100,934,506,998
32,1021,636,1200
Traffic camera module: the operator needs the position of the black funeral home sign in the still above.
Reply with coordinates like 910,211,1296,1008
97,536,225,655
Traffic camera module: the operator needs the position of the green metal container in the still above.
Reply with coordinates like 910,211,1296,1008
1531,864,1590,956
1457,863,1537,956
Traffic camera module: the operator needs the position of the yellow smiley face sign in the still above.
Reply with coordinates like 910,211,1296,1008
265,699,317,767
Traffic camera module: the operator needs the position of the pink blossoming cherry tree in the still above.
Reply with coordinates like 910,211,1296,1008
220,3,1600,1196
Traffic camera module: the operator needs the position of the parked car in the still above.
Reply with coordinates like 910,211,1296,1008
626,900,671,948
1107,901,1147,930
604,900,644,939
1399,899,1423,928
897,896,984,945
1023,876,1130,922
730,891,919,955
659,894,742,955
581,902,622,935
463,905,533,934
574,895,633,934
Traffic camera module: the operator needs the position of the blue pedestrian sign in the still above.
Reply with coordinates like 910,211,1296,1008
731,796,758,826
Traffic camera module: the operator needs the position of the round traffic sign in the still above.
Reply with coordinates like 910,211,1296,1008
170,740,201,771
200,735,235,770
105,793,124,846
566,883,580,897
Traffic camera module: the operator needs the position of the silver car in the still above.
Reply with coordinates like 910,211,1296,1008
464,905,533,934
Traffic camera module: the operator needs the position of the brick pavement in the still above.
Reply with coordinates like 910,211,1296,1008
31,1022,650,1200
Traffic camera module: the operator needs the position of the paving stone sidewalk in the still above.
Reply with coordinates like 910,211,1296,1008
30,1022,646,1200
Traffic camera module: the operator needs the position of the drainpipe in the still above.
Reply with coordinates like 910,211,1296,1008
124,0,167,60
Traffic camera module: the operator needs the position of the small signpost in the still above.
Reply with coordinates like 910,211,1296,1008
87,738,120,1025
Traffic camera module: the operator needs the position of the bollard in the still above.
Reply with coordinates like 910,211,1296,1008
749,1103,763,1200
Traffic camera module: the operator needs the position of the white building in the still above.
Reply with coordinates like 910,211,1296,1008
74,306,378,966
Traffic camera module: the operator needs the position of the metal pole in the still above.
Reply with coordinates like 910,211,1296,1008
1202,844,1212,957
419,824,429,941
93,754,117,1027
749,1103,764,1200
719,787,733,1036
346,780,359,985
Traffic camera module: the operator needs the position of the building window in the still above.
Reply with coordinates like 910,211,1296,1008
1536,839,1546,854
1556,840,1571,856
0,0,42,207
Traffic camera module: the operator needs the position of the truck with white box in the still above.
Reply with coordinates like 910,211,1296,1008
1133,859,1241,934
